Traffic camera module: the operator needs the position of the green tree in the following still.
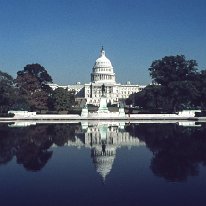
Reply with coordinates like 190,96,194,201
196,71,206,109
50,88,75,112
149,55,198,86
131,85,170,112
133,55,200,112
0,71,13,112
17,63,52,85
16,64,53,111
0,70,21,113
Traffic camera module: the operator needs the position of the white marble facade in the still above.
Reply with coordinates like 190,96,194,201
48,47,145,106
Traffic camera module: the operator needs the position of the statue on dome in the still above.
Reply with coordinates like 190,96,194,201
100,46,105,56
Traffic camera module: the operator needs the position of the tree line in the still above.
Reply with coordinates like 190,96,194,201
1,54,206,114
0,63,75,114
127,55,206,112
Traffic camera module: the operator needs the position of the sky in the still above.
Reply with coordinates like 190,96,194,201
0,0,206,85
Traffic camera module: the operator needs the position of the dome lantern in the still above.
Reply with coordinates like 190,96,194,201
100,46,105,57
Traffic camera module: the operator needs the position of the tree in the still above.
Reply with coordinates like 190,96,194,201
0,71,13,112
133,55,200,112
16,72,40,97
49,88,75,112
125,98,132,106
0,70,18,113
130,84,175,112
149,55,198,86
16,64,53,111
196,71,206,109
17,63,52,85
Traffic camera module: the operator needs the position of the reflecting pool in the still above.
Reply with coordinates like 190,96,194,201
0,121,206,206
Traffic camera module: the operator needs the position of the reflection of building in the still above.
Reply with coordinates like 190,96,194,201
92,145,116,182
57,122,145,182
48,47,145,106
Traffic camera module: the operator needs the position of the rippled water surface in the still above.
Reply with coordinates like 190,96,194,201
1,121,206,206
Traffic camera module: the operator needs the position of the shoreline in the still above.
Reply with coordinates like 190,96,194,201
0,109,204,123
0,115,203,122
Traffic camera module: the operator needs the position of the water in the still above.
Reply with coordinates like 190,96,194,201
0,121,206,206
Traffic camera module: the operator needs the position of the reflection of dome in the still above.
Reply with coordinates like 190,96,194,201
92,145,116,182
91,47,116,83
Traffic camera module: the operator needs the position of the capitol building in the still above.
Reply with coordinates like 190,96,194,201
48,47,145,106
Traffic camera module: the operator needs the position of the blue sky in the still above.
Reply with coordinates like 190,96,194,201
0,0,206,85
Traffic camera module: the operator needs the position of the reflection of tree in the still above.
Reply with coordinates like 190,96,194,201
126,123,206,182
150,150,198,181
48,124,77,146
0,124,79,171
15,125,53,171
0,124,17,164
16,145,52,171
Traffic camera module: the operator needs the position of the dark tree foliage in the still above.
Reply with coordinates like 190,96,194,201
49,88,75,111
17,63,52,85
197,71,206,109
125,98,132,106
0,70,14,84
131,85,169,112
16,64,53,112
0,70,28,113
130,55,203,112
0,71,14,113
149,55,198,86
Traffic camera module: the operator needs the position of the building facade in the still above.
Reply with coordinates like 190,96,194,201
48,47,145,106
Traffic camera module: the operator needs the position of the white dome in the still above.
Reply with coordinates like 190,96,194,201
91,47,116,83
94,49,113,69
